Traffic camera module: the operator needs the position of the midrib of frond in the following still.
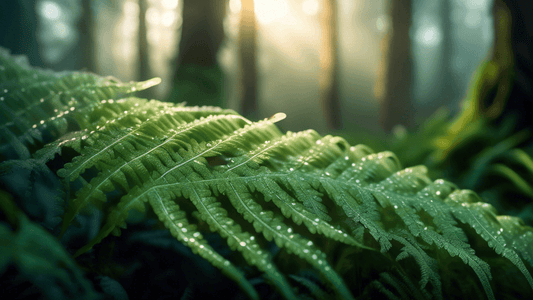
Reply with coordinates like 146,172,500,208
40,99,234,159
64,113,248,184
63,111,248,180
59,112,251,235
158,114,257,179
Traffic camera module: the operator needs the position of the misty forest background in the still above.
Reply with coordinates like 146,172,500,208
0,0,496,138
2,1,533,299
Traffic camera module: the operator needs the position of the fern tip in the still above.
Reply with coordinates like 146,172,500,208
269,112,287,123
138,77,162,90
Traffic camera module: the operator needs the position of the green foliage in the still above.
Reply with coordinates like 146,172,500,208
0,190,100,300
387,57,533,226
1,47,533,299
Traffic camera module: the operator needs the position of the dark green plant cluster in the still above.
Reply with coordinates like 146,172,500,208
384,56,533,227
1,48,533,299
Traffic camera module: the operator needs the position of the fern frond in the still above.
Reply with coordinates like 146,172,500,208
2,47,533,300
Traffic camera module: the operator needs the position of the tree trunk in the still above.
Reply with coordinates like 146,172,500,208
376,0,413,132
79,0,95,72
320,0,342,130
435,0,459,114
169,0,226,106
239,0,258,119
138,0,149,80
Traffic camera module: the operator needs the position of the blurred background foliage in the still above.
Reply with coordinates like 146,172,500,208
0,0,500,133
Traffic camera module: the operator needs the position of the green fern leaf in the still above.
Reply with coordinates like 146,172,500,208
2,47,533,300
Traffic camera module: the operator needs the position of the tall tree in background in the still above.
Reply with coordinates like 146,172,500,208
0,1,42,67
138,0,150,81
239,0,257,119
168,0,226,106
79,0,95,72
435,0,460,114
320,0,342,130
375,0,414,132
